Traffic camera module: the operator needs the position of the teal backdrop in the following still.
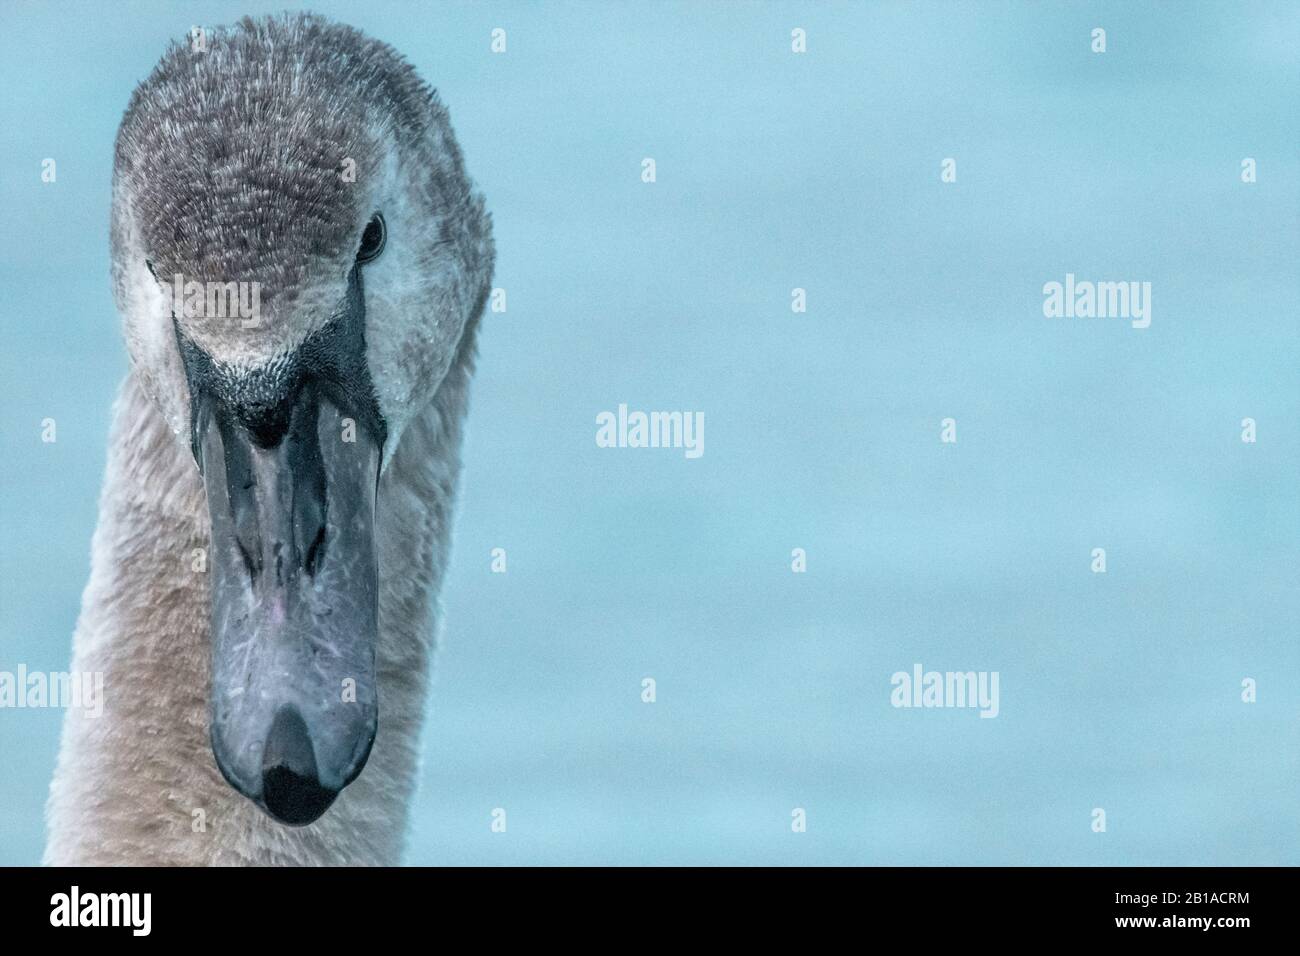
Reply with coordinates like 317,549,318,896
1,1,1297,864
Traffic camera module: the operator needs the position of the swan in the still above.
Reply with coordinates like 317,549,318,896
44,13,493,865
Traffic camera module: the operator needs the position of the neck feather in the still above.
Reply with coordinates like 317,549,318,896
45,337,475,865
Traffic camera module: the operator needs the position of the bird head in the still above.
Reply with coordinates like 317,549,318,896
109,14,493,825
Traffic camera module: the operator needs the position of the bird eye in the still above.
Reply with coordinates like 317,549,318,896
356,213,386,263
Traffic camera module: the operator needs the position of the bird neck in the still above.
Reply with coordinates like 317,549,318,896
45,340,474,864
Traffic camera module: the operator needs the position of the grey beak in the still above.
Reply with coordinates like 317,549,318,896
197,383,380,826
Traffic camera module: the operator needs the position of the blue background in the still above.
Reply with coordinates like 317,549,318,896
1,1,1297,865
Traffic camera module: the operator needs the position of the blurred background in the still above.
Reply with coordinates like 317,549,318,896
1,0,1297,865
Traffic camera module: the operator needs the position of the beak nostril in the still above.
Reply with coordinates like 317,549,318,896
304,523,327,577
236,538,260,581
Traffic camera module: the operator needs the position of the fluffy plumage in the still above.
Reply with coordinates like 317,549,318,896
44,13,492,865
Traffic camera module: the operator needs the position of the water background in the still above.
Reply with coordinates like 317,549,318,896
1,0,1297,864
